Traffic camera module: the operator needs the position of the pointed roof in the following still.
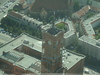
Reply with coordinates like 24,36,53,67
40,8,47,16
30,0,68,12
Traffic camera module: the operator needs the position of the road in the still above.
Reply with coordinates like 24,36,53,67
83,66,100,75
0,0,9,6
0,33,13,43
0,0,20,20
0,0,19,43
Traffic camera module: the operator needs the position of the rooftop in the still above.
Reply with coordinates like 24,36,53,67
8,11,43,25
79,35,100,48
0,70,5,75
8,11,22,19
41,18,75,38
62,49,85,70
0,50,41,74
73,5,100,18
0,33,42,56
0,33,84,73
47,26,61,35
83,13,100,38
73,5,91,17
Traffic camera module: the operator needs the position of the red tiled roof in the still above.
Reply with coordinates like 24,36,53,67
90,6,100,11
8,11,22,19
75,5,100,18
22,4,30,9
19,0,25,4
74,5,91,17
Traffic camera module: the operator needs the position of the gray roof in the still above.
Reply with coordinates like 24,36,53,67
0,33,42,56
0,33,42,74
79,35,100,48
47,27,61,35
0,33,85,74
0,49,41,74
83,13,100,39
2,51,22,62
62,49,85,70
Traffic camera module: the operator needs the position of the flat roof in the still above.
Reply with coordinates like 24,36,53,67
0,33,42,56
0,33,85,73
47,27,61,35
79,35,100,48
62,49,85,70
21,14,43,25
0,50,41,73
83,13,100,39
0,70,4,74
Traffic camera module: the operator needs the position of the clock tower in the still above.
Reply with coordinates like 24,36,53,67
41,24,64,73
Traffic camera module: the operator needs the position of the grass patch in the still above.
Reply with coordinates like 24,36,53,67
56,22,65,29
94,25,100,40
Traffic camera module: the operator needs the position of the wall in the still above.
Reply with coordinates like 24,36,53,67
91,19,100,28
64,33,77,47
14,45,41,59
65,59,84,75
78,38,100,60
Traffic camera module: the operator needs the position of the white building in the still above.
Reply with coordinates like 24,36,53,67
78,35,100,60
7,11,43,29
82,13,100,39
78,13,100,60
41,19,76,48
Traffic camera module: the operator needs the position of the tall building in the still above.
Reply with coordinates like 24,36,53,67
67,0,74,17
41,25,64,73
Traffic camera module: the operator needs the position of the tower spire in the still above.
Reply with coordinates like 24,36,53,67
52,11,55,28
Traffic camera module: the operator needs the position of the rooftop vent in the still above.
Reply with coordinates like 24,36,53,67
96,41,100,46
67,54,70,56
3,51,8,55
23,39,29,44
76,58,78,60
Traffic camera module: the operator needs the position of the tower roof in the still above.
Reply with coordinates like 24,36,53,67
30,0,68,12
47,27,61,35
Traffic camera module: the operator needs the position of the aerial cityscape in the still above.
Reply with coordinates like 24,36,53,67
0,0,100,75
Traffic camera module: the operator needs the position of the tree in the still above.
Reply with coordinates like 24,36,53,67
73,1,80,12
87,0,89,5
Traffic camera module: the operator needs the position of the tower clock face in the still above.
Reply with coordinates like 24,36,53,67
48,41,51,45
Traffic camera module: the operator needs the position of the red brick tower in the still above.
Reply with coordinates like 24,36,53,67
41,25,64,73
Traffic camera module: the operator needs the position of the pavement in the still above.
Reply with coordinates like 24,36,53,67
0,0,19,44
0,32,13,44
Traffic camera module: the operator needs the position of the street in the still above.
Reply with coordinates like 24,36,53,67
0,32,13,44
0,0,20,20
83,65,100,75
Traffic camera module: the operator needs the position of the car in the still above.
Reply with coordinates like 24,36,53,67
6,32,9,35
2,30,6,33
84,68,90,74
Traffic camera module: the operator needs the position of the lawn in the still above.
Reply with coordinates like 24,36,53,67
56,22,65,29
94,25,100,40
